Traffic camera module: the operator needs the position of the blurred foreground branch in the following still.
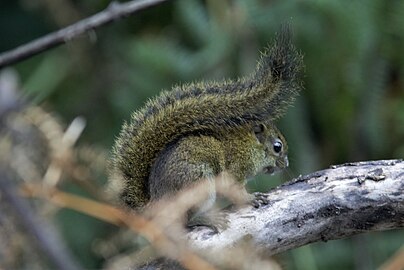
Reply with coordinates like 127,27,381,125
0,0,170,68
188,159,404,256
20,184,216,270
0,173,81,270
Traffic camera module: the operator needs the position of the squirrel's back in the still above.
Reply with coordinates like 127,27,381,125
111,27,303,208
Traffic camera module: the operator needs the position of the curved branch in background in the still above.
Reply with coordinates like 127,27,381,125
0,0,170,68
188,159,404,255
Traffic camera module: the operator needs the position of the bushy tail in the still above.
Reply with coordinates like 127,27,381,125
251,24,303,120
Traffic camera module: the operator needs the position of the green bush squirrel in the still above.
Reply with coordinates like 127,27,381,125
110,27,303,229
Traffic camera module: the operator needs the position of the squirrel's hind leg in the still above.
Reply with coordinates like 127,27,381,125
149,135,228,232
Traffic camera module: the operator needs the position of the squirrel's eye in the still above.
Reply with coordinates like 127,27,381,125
273,140,283,154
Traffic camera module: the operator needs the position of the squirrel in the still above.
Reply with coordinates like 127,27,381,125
110,26,303,229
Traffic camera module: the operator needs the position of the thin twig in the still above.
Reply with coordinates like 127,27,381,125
0,0,170,68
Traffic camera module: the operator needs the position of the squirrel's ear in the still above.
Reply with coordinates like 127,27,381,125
253,123,266,134
253,123,266,143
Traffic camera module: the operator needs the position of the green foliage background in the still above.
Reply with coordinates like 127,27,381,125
1,0,403,269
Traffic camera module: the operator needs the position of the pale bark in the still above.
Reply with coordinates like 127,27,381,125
188,159,404,255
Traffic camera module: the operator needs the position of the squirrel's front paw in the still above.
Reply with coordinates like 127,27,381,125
251,192,270,208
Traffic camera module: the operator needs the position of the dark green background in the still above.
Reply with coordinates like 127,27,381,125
1,0,403,269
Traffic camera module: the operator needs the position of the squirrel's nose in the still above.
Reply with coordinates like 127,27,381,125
275,156,289,169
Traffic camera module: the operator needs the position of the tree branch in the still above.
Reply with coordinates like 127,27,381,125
13,158,403,269
188,159,404,255
0,0,170,68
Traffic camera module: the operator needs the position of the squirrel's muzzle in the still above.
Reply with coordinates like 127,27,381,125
265,156,289,175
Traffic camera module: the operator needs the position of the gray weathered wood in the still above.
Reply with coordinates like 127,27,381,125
188,159,404,255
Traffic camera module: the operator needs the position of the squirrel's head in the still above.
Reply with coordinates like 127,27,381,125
253,123,289,175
